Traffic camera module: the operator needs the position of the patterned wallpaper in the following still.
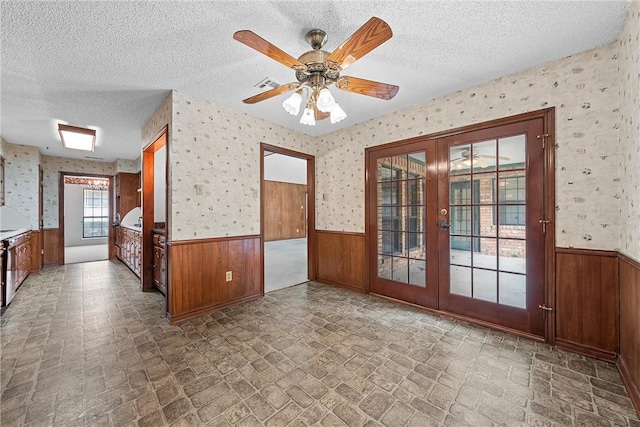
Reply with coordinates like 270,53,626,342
619,0,640,261
313,42,622,251
169,90,314,240
114,157,141,173
3,142,40,229
41,155,115,228
143,91,173,148
142,91,173,237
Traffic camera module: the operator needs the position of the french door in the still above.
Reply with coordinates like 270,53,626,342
368,115,548,338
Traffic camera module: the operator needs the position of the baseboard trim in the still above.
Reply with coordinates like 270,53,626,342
555,338,617,362
618,355,640,416
166,293,262,324
316,278,366,294
370,292,546,344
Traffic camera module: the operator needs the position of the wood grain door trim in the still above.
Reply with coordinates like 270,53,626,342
436,117,546,338
260,144,316,290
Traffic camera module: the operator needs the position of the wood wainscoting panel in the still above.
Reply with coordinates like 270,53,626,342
30,230,42,272
555,248,618,360
168,235,261,323
316,231,365,292
43,228,60,265
619,253,640,415
264,180,307,242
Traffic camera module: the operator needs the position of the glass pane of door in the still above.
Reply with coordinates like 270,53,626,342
447,138,527,307
376,152,427,287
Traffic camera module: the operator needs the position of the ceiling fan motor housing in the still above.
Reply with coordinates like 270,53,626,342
296,49,340,86
296,29,340,87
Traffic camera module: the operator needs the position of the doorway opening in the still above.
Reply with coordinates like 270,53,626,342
142,126,168,295
59,172,113,265
261,144,316,293
366,109,555,341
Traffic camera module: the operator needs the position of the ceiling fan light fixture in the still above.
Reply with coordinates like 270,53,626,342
330,103,347,124
282,91,303,115
234,17,397,127
300,107,316,126
316,88,336,113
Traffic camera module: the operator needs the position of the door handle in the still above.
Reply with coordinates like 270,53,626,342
439,219,451,230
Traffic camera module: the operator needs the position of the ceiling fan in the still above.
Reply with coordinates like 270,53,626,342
450,150,510,169
233,17,399,125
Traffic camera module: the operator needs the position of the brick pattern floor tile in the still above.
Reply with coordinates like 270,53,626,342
1,261,639,426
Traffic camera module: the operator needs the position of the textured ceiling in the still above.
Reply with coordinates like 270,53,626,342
0,1,630,162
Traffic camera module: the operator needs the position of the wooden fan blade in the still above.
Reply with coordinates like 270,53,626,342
325,17,392,71
336,76,399,100
234,30,306,70
242,83,300,104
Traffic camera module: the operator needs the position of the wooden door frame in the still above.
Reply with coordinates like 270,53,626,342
435,118,546,338
142,125,168,293
260,144,316,292
365,140,439,308
58,172,114,266
364,108,556,343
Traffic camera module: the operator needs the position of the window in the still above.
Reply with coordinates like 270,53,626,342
494,176,525,225
83,188,109,238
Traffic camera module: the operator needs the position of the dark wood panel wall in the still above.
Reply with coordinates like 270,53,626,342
316,231,366,293
43,228,60,265
30,230,42,272
619,254,640,415
555,248,618,360
264,180,307,242
167,235,261,323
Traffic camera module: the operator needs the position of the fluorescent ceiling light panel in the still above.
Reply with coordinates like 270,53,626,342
58,124,96,152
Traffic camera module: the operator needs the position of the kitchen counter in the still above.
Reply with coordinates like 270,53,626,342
120,224,141,232
0,228,31,241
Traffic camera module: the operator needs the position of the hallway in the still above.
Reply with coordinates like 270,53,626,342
1,261,638,426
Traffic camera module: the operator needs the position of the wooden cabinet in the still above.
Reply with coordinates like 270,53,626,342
1,241,4,308
15,231,32,290
152,232,166,295
115,172,140,218
115,226,141,278
2,231,32,312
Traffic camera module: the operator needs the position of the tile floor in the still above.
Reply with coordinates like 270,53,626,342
1,261,639,427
